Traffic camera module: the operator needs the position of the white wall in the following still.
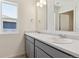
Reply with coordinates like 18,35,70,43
0,34,24,58
0,0,36,57
47,0,55,33
21,0,36,32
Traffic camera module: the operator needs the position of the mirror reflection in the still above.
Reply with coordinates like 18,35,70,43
36,0,47,32
54,0,78,32
59,10,74,31
36,0,79,33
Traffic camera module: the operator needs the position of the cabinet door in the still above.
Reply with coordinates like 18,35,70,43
25,39,34,58
35,40,74,58
35,47,51,58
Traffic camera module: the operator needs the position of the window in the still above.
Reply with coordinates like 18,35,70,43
3,21,16,29
2,0,17,32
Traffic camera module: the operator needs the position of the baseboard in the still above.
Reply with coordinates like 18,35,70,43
12,54,26,58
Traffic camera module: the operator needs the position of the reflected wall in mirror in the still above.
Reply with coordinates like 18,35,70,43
54,0,79,32
36,0,47,32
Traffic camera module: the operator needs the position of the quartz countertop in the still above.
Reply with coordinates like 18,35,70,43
25,32,79,57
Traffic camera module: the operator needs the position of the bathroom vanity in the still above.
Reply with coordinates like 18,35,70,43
24,32,79,58
24,0,79,58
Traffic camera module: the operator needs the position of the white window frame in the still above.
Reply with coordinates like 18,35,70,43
0,0,19,34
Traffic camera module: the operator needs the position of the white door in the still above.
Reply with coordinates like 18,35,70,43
60,14,70,31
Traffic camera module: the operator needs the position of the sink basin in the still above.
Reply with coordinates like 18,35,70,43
37,34,61,39
49,38,72,44
33,33,72,44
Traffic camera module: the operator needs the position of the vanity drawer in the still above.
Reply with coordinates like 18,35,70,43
35,47,51,58
35,40,74,58
25,35,34,43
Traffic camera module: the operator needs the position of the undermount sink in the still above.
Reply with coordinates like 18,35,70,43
48,38,73,44
34,33,72,44
37,34,61,39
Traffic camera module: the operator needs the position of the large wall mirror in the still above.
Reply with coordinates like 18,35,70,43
35,0,79,33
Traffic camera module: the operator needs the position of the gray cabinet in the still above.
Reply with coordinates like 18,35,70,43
25,35,34,58
25,35,76,58
35,40,75,58
35,47,51,58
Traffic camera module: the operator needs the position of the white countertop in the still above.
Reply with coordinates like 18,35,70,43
25,32,79,57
